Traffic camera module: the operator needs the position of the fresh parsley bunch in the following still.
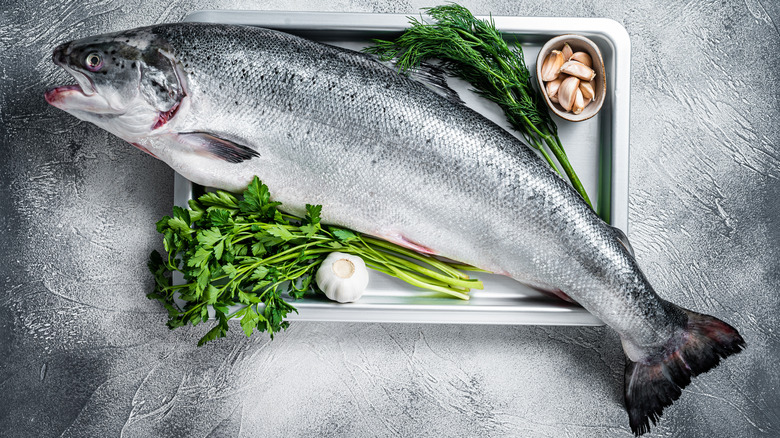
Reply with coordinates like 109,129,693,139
148,177,483,346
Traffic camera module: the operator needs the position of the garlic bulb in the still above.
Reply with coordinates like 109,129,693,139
316,252,369,303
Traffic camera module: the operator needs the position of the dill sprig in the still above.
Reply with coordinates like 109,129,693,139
365,4,593,209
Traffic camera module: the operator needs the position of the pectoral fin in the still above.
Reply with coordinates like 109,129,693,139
130,142,158,159
178,132,259,163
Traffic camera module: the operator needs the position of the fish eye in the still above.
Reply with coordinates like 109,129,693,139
85,52,103,71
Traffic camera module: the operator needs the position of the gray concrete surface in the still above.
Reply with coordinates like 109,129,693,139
1,0,778,437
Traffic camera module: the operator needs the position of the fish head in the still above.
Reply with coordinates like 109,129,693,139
46,29,186,142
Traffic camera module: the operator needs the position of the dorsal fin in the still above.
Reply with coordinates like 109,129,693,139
407,62,465,105
381,59,465,105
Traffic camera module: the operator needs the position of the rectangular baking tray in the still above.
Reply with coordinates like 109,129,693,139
175,11,631,326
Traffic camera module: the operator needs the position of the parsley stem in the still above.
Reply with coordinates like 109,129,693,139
259,247,334,266
364,259,469,298
387,265,471,299
160,282,191,292
359,247,482,290
351,249,472,290
360,236,470,279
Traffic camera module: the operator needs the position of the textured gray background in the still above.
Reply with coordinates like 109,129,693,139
1,0,778,437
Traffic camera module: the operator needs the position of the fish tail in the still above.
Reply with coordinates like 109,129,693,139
624,308,745,436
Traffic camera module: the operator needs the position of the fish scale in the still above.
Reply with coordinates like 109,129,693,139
46,22,744,435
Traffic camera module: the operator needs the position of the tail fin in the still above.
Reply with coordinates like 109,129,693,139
625,309,745,436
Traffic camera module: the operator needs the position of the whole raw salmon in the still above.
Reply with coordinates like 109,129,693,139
45,23,744,435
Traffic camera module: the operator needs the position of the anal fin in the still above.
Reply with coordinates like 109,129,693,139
378,232,438,255
535,287,577,303
179,132,259,163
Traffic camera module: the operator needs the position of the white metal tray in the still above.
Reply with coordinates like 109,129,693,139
175,11,631,326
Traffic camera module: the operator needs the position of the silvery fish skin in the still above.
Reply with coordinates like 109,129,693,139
46,23,744,435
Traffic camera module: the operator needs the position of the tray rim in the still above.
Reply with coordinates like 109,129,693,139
174,11,632,326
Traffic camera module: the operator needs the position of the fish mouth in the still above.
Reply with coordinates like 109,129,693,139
45,77,110,113
44,84,83,105
45,44,113,112
44,78,96,107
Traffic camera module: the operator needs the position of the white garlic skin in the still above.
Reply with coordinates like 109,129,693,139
316,252,369,303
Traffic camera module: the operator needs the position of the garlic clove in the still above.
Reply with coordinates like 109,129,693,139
570,51,593,68
540,50,565,82
560,60,596,82
572,88,585,115
561,43,573,61
582,98,592,110
557,76,580,112
546,77,564,99
550,95,559,103
579,81,595,101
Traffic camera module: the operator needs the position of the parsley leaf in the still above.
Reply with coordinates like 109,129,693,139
266,225,295,241
305,204,322,224
331,228,358,242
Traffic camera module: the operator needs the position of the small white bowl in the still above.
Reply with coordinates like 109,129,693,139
536,34,606,122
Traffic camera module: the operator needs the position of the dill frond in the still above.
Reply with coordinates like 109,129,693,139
365,4,593,209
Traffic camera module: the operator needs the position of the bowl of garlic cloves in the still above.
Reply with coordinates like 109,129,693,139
536,34,606,122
